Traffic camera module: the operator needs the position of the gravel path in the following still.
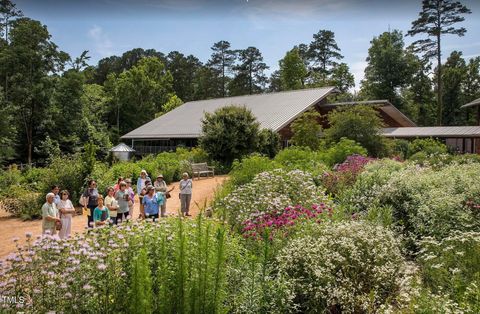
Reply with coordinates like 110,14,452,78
0,175,227,258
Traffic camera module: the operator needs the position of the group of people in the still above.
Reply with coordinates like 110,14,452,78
41,170,194,238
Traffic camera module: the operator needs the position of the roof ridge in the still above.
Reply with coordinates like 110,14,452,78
182,86,336,105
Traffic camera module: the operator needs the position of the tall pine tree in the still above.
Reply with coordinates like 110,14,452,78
407,0,471,125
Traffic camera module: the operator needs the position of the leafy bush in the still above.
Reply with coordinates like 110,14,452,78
273,147,328,179
199,105,261,165
276,221,406,313
258,128,281,158
216,169,331,228
290,110,322,150
0,186,42,220
324,105,386,157
320,137,368,166
0,165,23,195
418,231,480,312
407,138,448,158
229,154,278,188
341,162,480,248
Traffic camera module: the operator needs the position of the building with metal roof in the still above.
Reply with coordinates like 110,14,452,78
383,126,480,154
120,87,480,155
121,87,417,154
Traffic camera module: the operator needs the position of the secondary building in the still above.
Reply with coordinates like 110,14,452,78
120,87,480,155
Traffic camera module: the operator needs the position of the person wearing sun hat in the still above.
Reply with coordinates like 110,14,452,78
154,174,175,217
136,169,151,195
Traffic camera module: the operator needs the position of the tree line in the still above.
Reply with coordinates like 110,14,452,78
0,0,478,166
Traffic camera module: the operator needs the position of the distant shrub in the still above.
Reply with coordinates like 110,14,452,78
0,185,42,220
229,155,278,188
258,129,281,158
290,110,322,150
273,147,328,179
320,137,368,166
407,138,448,158
199,106,261,166
276,221,406,313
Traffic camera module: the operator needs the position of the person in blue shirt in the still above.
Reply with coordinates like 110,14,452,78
142,186,164,220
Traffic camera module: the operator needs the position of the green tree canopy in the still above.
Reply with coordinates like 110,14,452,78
407,0,471,125
308,29,343,79
105,56,174,140
360,30,414,111
207,40,236,97
229,47,268,95
279,48,307,90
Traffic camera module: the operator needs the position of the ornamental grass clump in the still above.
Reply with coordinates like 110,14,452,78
216,169,331,229
276,221,406,313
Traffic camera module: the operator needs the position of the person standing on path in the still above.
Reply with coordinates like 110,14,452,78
179,173,193,216
142,186,161,220
42,193,60,235
125,179,135,218
115,181,130,223
136,170,151,196
51,185,61,207
82,180,99,228
57,190,75,239
154,174,174,217
105,187,118,225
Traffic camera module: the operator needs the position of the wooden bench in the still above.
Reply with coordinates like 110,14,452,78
191,162,215,179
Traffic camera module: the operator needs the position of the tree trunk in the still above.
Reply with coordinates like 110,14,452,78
436,7,443,126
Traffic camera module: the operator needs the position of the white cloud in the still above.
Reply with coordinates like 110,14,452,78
87,25,114,57
350,60,368,92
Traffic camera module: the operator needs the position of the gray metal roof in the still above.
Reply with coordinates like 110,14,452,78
121,87,337,139
382,126,480,138
324,100,416,127
461,98,480,108
110,143,136,152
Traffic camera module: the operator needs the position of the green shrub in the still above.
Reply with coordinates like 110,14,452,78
22,167,50,192
199,105,261,166
0,185,42,220
274,147,328,179
407,138,448,158
229,154,278,188
276,221,406,313
0,165,23,195
320,137,368,166
258,128,281,158
324,105,385,157
290,110,322,150
341,162,480,248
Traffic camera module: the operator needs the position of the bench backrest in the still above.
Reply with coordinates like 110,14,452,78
191,163,208,171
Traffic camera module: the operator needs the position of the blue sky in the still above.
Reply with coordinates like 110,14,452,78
15,0,480,91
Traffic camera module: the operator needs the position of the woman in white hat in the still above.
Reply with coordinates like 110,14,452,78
154,174,175,217
136,170,151,195
41,192,60,235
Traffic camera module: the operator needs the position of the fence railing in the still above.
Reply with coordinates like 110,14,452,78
134,146,176,155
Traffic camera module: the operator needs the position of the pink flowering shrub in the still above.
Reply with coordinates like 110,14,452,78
322,154,375,195
242,204,333,240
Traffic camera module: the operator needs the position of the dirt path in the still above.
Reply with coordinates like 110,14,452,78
0,176,227,259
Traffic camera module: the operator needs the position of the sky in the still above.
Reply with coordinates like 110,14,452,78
14,0,480,92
